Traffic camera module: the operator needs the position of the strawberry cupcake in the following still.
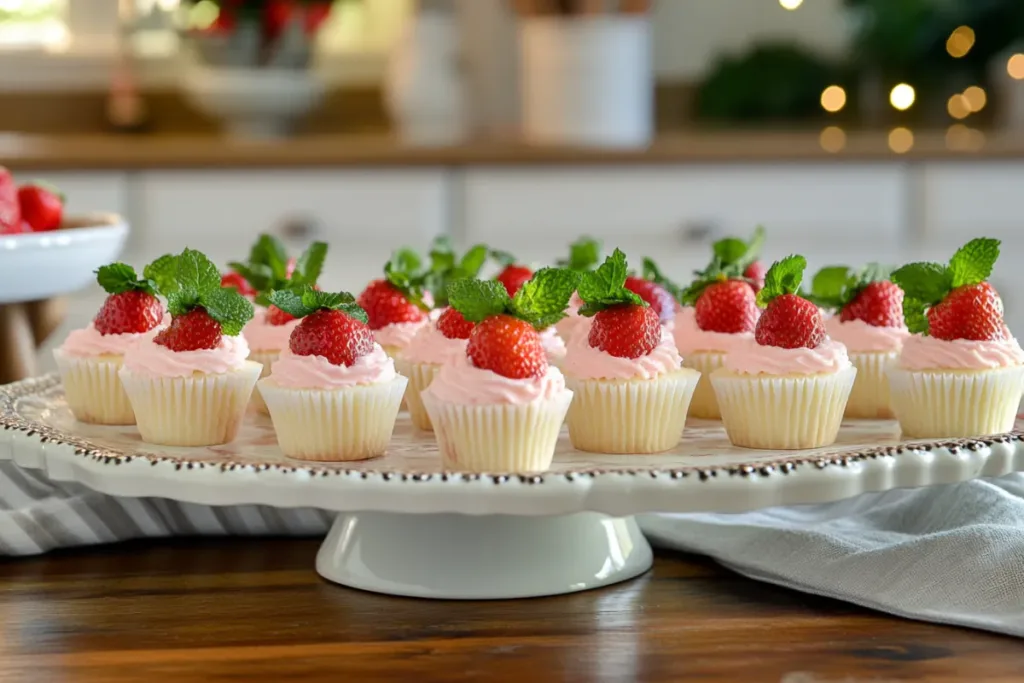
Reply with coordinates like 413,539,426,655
555,291,591,341
554,237,602,341
811,264,909,418
890,238,1024,438
562,250,699,454
711,256,856,450
119,249,260,447
54,263,166,425
395,307,474,431
492,249,534,297
358,249,432,359
258,287,407,461
422,270,576,472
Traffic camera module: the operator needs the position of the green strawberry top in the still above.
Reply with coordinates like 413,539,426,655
380,246,432,311
556,236,603,272
891,237,1001,335
679,225,765,305
808,263,893,313
755,254,808,308
95,263,158,296
267,285,368,323
228,234,328,306
144,248,254,336
572,248,646,317
447,267,579,330
423,236,489,307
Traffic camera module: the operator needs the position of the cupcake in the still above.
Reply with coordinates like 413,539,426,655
561,250,700,453
394,307,473,431
258,287,407,461
422,269,577,473
540,326,567,365
357,249,432,359
889,238,1024,438
711,255,856,449
119,249,261,447
54,263,166,425
555,291,592,341
810,264,909,418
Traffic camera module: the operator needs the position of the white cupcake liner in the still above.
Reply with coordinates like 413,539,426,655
247,350,280,415
846,351,898,419
682,352,725,419
888,365,1024,439
711,367,857,450
119,361,262,447
54,351,135,425
422,391,573,473
258,376,408,462
394,357,440,431
380,345,409,408
565,369,700,454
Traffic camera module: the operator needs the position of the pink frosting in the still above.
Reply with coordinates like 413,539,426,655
555,292,590,340
269,344,397,389
825,318,909,353
400,324,467,365
374,321,428,350
899,334,1024,371
540,326,566,362
122,331,251,378
244,317,301,352
675,328,753,356
562,327,682,381
60,324,146,358
725,337,852,376
424,352,568,405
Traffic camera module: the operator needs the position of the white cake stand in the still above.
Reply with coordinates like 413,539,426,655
3,375,1023,599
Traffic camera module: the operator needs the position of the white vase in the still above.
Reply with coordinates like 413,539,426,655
385,9,468,145
519,16,653,148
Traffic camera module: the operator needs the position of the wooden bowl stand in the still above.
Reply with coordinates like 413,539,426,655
0,298,67,385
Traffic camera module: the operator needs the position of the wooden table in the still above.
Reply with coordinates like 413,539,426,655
0,538,1020,682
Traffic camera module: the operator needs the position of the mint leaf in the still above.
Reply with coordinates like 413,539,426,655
176,248,221,295
293,241,328,286
268,287,367,324
756,255,806,307
577,249,644,316
490,249,516,267
447,279,511,323
425,241,489,307
459,245,488,277
388,247,422,276
249,234,289,279
809,266,853,310
891,262,952,306
383,247,428,310
511,267,579,329
199,287,254,336
948,237,1000,288
96,263,155,296
267,289,311,318
712,238,748,266
903,297,929,335
143,254,179,295
642,258,681,300
166,289,200,317
557,236,602,272
859,262,891,285
228,261,272,292
744,225,766,267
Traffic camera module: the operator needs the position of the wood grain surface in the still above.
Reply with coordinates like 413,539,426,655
0,538,1020,682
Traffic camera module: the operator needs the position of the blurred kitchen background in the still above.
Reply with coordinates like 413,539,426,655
2,0,1024,368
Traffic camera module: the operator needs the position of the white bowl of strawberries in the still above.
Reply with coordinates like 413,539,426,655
0,169,128,304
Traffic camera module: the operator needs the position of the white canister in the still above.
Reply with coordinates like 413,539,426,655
519,16,653,148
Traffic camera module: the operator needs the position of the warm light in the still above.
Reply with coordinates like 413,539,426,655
889,83,916,111
819,126,846,153
1008,54,1024,80
778,0,803,9
888,127,914,154
946,26,975,58
963,86,987,112
820,85,847,113
946,124,985,152
947,94,970,120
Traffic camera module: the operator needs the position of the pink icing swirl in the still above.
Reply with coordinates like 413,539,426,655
562,327,682,380
374,321,428,350
400,324,467,365
825,318,909,353
424,352,569,405
269,344,397,389
675,327,753,355
554,292,590,340
899,334,1024,371
243,317,300,352
725,337,852,376
540,326,566,362
60,324,146,357
122,331,251,378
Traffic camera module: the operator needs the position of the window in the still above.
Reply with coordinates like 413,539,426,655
0,0,66,48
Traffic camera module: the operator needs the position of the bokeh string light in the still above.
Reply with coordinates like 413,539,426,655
889,84,915,111
819,126,846,153
946,26,975,58
888,127,914,154
820,85,846,113
1008,54,1024,80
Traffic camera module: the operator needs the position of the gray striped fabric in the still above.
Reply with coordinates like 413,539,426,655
0,461,332,555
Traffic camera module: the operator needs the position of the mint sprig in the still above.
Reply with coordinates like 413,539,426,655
143,254,179,295
268,286,368,325
228,234,328,306
490,249,517,268
576,249,645,317
679,226,765,305
383,247,430,311
641,258,681,301
755,255,808,308
95,263,156,296
891,237,1001,335
447,267,579,330
808,262,892,312
556,236,602,272
157,248,254,336
424,236,489,307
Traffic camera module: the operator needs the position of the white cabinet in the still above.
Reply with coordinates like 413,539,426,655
460,164,907,281
132,170,451,292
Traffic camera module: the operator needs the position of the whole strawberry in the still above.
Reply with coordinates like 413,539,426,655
269,287,373,367
809,263,904,328
436,307,475,340
92,263,164,335
492,249,533,297
693,280,759,334
744,261,766,291
892,238,1007,341
220,272,256,297
754,255,825,349
0,167,21,235
577,249,662,359
447,268,578,379
358,247,431,330
624,276,676,325
17,182,63,232
227,234,328,308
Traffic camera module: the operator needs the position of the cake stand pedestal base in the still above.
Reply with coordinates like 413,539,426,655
315,511,653,599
